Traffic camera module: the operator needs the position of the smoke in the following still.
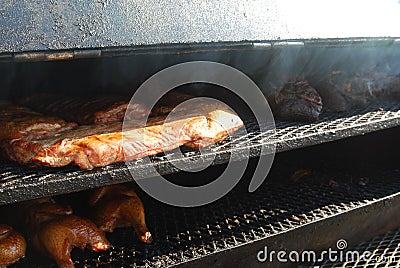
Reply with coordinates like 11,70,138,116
1,40,399,104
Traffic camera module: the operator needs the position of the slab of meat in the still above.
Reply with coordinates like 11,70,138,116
0,100,76,143
89,185,152,243
36,106,242,169
7,101,243,169
308,71,400,112
149,91,193,116
19,94,149,125
0,224,26,267
0,101,77,164
3,121,130,165
19,91,193,126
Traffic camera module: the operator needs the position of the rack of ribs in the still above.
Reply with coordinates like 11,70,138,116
18,94,149,125
18,92,193,125
2,99,243,169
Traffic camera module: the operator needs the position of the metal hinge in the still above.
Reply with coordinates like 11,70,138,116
0,49,102,62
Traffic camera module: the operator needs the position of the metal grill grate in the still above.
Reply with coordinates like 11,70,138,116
1,102,400,205
9,169,400,267
312,228,400,267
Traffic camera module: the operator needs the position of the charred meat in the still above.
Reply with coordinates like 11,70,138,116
307,71,400,112
149,91,193,116
0,224,26,267
19,92,194,126
89,185,152,243
19,94,149,125
270,79,323,122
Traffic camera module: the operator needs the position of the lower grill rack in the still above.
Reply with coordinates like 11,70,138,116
10,168,400,267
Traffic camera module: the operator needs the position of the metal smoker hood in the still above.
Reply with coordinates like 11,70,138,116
1,0,400,55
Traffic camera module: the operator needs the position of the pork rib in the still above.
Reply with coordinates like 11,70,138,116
0,101,77,163
0,100,76,143
19,94,149,125
35,107,243,169
6,101,242,169
19,92,193,125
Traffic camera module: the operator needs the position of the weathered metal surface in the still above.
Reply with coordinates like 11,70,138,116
1,0,400,54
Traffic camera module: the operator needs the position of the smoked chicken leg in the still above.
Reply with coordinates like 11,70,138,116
89,185,152,243
23,198,110,268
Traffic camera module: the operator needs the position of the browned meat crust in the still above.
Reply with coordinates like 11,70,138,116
89,185,152,243
0,224,26,267
35,104,243,169
308,71,400,112
18,91,193,126
19,94,149,125
22,198,109,268
0,101,77,164
150,91,193,116
5,100,242,169
0,101,76,144
270,79,323,122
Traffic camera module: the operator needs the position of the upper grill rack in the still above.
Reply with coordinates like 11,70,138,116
1,102,400,205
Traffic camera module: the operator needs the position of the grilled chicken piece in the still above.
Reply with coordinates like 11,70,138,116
89,185,152,243
23,198,110,268
269,79,323,122
32,216,110,268
0,225,26,267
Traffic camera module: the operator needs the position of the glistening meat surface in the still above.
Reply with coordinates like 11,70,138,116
0,101,77,163
0,100,76,143
34,107,243,169
5,101,243,169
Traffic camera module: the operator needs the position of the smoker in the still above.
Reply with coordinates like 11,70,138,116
1,1,400,267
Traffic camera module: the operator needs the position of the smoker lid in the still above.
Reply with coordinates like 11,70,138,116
1,0,400,55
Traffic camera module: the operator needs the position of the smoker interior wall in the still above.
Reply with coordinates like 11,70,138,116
0,43,400,101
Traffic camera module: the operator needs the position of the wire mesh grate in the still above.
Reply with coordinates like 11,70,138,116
9,169,400,267
312,228,400,267
1,102,400,205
